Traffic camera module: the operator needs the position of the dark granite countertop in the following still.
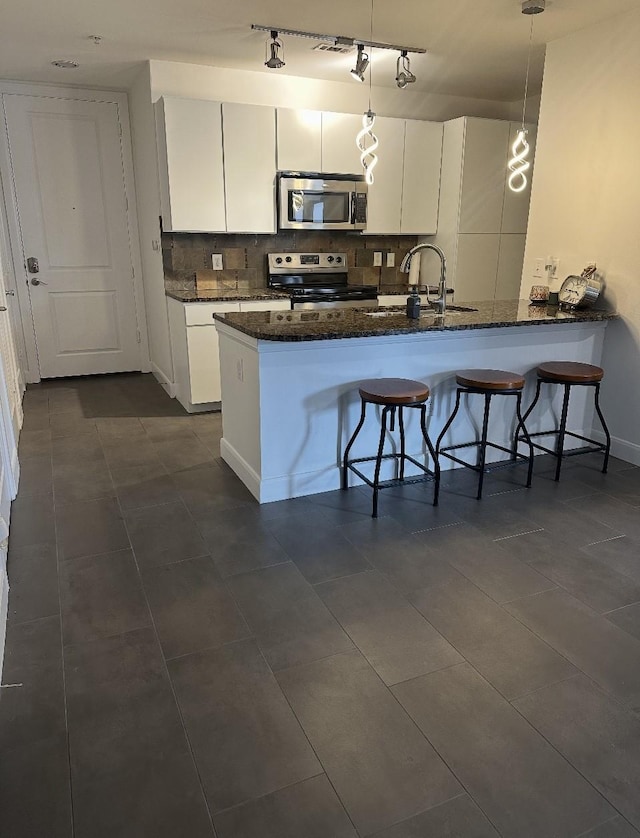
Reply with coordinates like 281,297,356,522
166,289,291,303
213,300,618,342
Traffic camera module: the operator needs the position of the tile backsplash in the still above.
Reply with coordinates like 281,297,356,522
162,232,420,295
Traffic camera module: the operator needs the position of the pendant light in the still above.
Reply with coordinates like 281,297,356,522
508,0,545,193
356,0,379,184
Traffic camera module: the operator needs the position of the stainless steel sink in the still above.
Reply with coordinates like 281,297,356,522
365,305,478,318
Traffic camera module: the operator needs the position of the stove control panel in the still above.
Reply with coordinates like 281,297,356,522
268,253,348,273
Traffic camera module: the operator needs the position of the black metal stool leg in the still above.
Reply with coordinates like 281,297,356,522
342,399,367,489
436,388,463,455
476,393,492,500
398,406,406,481
420,404,440,506
554,383,571,482
372,406,389,518
520,378,542,432
594,382,611,474
515,391,534,488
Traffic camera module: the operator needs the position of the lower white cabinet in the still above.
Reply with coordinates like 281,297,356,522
168,298,290,412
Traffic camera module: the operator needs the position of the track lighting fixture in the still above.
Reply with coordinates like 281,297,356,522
350,44,370,83
395,51,416,89
265,30,285,69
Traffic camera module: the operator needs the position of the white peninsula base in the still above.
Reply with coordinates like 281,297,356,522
216,320,609,503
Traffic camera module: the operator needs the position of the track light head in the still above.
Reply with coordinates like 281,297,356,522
350,44,370,82
265,30,285,69
395,51,416,88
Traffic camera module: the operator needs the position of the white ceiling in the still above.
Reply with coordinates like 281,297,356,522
1,0,638,100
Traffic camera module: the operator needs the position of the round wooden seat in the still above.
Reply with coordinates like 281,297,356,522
358,377,430,406
537,361,604,384
456,369,525,391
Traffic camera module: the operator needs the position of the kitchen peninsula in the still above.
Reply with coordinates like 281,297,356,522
214,301,617,503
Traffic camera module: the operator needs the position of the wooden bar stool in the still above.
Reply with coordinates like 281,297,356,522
516,361,611,481
436,369,534,499
342,378,440,517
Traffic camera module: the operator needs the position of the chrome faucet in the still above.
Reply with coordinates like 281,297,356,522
400,243,448,315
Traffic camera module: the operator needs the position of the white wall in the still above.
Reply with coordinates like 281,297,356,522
149,59,522,122
521,7,640,465
128,65,175,390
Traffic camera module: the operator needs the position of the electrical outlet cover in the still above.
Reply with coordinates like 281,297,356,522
373,251,383,267
386,252,395,268
211,253,223,270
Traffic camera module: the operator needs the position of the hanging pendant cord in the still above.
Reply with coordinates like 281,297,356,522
368,0,374,111
521,15,534,130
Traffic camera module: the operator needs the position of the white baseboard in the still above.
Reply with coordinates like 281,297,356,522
0,570,8,683
151,364,176,398
220,438,262,500
591,429,640,467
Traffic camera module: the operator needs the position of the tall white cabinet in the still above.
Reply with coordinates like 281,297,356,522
432,117,535,302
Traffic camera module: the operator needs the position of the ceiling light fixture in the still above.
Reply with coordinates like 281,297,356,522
350,44,370,83
251,24,424,59
508,0,545,193
395,51,416,89
355,0,379,185
265,30,285,69
51,60,79,69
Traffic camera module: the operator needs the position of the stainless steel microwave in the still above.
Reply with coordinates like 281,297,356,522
277,173,368,231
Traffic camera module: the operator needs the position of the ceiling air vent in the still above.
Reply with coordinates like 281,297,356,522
313,43,355,54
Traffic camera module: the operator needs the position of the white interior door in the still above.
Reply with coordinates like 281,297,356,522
3,93,141,378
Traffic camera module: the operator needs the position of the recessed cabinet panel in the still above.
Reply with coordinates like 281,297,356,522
495,234,526,300
155,97,226,233
223,103,277,233
454,234,501,302
401,120,444,235
501,122,536,235
459,119,511,234
365,117,405,235
321,112,364,175
277,109,322,173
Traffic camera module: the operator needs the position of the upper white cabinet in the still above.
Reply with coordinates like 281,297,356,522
223,103,277,234
321,112,364,175
459,119,511,234
277,109,322,172
365,117,405,235
155,97,226,233
401,120,444,235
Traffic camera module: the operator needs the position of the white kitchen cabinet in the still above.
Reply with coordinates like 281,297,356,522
432,117,535,299
459,119,511,234
168,297,290,412
277,109,322,172
495,234,527,300
321,112,363,175
401,120,444,235
365,117,405,235
223,103,277,233
155,97,226,232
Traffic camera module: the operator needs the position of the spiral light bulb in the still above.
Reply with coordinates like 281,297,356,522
508,129,530,193
356,110,379,185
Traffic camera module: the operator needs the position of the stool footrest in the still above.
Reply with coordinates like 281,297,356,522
517,429,608,460
346,453,437,492
439,440,530,475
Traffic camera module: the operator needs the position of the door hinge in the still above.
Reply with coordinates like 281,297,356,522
136,329,141,344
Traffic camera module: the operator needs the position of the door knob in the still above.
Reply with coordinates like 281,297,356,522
30,277,48,286
0,306,7,312
5,290,15,296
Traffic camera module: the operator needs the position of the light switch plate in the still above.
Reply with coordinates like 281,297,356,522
534,258,544,278
373,251,383,267
386,252,395,267
211,253,223,271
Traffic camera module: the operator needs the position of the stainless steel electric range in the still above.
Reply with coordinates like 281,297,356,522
267,252,379,310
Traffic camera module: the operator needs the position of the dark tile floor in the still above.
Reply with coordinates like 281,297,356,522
2,373,640,837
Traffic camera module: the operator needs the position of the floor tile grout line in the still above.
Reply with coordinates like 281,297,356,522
48,425,76,838
112,468,220,838
253,642,364,837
